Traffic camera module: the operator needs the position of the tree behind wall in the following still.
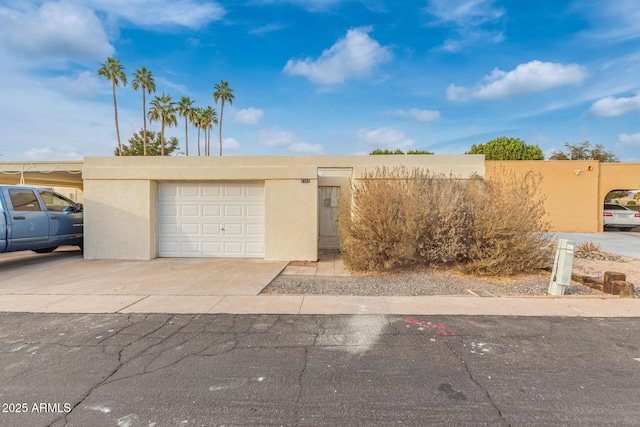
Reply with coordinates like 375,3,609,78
465,137,544,160
116,130,179,156
549,141,619,162
369,149,434,155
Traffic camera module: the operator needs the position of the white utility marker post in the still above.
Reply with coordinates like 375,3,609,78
548,239,576,296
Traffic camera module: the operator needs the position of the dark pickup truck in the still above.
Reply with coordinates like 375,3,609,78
0,185,83,253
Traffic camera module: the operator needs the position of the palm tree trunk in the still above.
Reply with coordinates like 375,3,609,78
160,119,165,156
197,127,201,156
219,100,224,156
112,78,122,156
142,90,147,156
184,117,189,156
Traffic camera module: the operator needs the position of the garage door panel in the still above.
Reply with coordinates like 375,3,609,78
202,185,221,197
158,185,178,198
224,186,243,197
158,182,264,258
202,242,221,254
223,242,243,254
203,224,221,235
224,205,243,217
180,241,200,253
246,186,264,197
159,223,178,235
158,204,178,217
180,205,200,216
181,223,200,235
179,185,199,197
246,224,264,236
159,241,178,254
223,224,243,235
246,205,264,217
246,242,264,255
203,205,221,217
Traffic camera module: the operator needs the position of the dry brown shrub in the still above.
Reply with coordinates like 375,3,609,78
338,166,552,276
459,169,553,275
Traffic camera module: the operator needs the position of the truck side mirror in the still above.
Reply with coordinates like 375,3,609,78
75,203,83,212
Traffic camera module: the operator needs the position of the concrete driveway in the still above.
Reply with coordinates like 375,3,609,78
0,247,287,313
553,231,640,258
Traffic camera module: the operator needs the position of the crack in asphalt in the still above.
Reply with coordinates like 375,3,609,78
50,314,250,423
21,314,517,426
50,314,181,426
444,339,512,427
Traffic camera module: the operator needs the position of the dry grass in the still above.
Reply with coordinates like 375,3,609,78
575,241,602,256
338,166,553,276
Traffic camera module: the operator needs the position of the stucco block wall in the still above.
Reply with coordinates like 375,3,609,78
487,161,640,232
486,160,600,232
265,179,318,261
83,179,156,259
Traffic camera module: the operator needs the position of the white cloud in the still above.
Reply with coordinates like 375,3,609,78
154,76,190,95
249,22,286,35
258,129,296,147
589,93,640,117
24,145,82,161
258,0,382,12
618,133,640,146
357,127,415,150
574,0,640,43
257,128,323,153
235,107,264,124
222,137,240,151
0,51,138,160
448,60,588,101
289,142,323,154
0,1,114,62
283,27,392,85
425,0,504,26
425,0,505,52
389,108,441,122
86,0,225,29
52,71,102,98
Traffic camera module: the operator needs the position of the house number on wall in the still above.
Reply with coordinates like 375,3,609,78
301,178,310,183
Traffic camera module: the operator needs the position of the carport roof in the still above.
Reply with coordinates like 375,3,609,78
0,161,83,188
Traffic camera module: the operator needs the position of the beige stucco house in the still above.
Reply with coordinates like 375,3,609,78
82,155,484,261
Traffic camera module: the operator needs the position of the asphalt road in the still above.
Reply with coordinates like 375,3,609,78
1,313,639,426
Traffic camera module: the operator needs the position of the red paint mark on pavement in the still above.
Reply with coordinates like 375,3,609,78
403,317,457,337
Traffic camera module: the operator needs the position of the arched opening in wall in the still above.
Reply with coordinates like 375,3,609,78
603,188,640,232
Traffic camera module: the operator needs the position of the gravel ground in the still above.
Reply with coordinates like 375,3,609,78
262,268,603,297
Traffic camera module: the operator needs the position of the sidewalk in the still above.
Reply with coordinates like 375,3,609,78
0,293,638,317
0,249,638,317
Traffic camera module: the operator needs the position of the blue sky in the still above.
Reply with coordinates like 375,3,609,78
1,0,639,161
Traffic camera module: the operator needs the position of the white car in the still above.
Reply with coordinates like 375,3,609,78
603,203,640,231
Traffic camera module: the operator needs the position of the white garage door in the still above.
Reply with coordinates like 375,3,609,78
157,182,265,258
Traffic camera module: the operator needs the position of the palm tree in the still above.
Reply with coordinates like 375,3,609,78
131,67,156,156
190,107,204,156
147,93,177,156
203,106,218,156
213,80,234,156
177,97,195,156
98,57,127,156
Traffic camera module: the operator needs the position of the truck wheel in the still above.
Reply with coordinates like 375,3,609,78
32,247,58,253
